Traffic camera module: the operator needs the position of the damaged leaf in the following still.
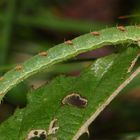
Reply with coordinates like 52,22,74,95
0,48,140,140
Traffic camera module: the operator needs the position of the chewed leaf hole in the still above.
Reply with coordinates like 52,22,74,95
26,129,47,140
62,93,88,108
48,118,59,135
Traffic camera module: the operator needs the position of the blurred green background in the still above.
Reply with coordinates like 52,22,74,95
0,0,140,140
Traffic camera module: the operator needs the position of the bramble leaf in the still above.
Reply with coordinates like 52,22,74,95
0,48,140,140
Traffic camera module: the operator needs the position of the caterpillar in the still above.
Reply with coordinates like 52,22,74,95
0,26,140,102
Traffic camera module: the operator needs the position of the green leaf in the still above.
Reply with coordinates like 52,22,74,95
0,48,140,140
0,26,140,102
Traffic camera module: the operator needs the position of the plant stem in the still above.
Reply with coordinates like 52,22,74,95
0,0,17,73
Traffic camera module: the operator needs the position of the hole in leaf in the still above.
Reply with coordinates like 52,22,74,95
26,129,47,140
48,118,59,135
62,93,88,108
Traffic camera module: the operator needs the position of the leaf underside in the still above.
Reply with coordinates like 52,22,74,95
0,48,140,140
